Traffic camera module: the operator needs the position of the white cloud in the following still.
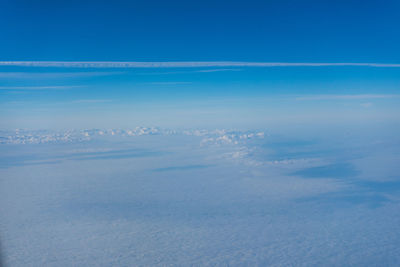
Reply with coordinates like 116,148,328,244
147,82,192,85
72,99,112,103
195,68,243,73
360,102,373,108
296,94,400,100
0,85,84,90
0,71,125,78
1,61,400,68
136,68,242,75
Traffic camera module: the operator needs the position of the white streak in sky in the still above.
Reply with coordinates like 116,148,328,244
296,94,400,100
72,99,112,103
148,82,192,85
0,71,125,78
195,68,243,72
1,61,400,68
0,85,84,90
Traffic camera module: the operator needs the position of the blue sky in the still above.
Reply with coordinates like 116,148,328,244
0,0,399,129
2,0,400,62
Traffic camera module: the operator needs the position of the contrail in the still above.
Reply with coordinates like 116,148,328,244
1,61,400,68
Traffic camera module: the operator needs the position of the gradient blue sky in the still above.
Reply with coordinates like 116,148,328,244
0,0,399,129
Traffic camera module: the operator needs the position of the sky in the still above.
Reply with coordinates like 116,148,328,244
0,0,399,129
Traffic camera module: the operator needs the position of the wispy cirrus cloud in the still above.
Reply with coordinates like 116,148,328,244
1,61,400,68
72,99,112,103
360,102,373,108
136,68,242,75
147,82,192,85
0,71,125,78
195,68,243,73
296,94,400,101
0,85,84,90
